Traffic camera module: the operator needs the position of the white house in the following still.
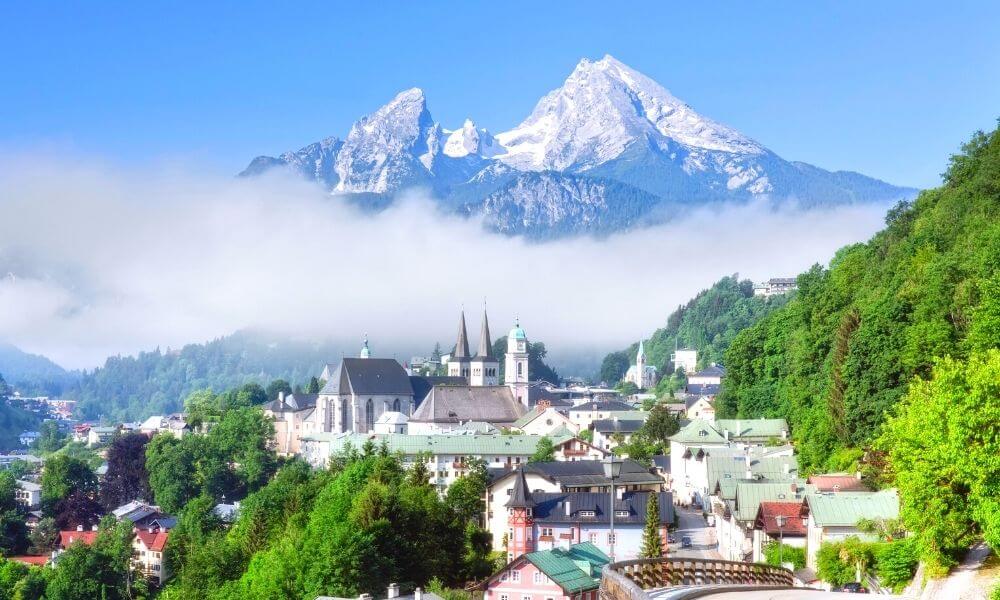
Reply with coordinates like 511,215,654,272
687,365,725,386
591,418,644,453
567,401,639,431
373,411,409,434
670,348,698,375
512,401,578,435
801,489,900,569
133,528,169,586
15,480,41,509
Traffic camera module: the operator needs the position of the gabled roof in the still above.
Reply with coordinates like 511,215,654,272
59,530,98,547
531,491,674,526
593,419,644,434
715,419,788,440
320,358,413,396
303,432,572,457
135,529,169,552
569,400,634,412
410,385,526,424
706,454,799,494
513,406,571,429
375,411,409,425
692,365,726,377
409,375,467,405
731,481,812,522
669,419,727,444
806,474,871,493
490,459,661,489
804,489,899,527
524,543,610,594
755,501,807,536
685,383,721,396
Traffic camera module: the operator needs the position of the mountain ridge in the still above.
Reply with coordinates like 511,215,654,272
241,55,918,238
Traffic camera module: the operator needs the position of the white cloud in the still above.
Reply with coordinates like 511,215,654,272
0,152,890,372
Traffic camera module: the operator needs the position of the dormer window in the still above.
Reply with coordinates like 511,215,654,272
615,510,630,517
579,510,596,517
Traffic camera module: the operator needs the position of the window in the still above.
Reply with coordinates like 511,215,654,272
607,533,616,545
393,398,400,412
615,510,630,517
533,572,543,584
501,595,509,600
500,572,509,582
522,595,531,600
541,527,553,537
589,532,598,544
340,400,350,432
510,571,521,583
366,398,374,431
517,363,523,376
580,510,596,517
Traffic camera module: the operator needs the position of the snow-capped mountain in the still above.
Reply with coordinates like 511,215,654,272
240,55,917,238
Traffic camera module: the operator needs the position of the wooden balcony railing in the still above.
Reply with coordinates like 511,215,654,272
599,557,794,600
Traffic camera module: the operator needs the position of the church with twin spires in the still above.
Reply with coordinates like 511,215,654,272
444,309,530,407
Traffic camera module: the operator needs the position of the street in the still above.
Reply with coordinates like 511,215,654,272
670,504,722,560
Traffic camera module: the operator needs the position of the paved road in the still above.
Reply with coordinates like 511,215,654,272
919,542,993,600
669,505,722,559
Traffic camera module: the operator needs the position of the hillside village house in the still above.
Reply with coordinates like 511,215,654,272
133,527,169,586
801,489,900,569
684,396,716,421
687,365,725,386
138,414,189,439
670,348,698,374
751,501,808,562
374,411,409,434
300,431,603,492
567,401,641,431
486,461,665,557
512,401,578,435
500,468,672,562
87,426,117,447
481,542,609,600
591,418,644,453
15,480,40,510
714,481,810,562
668,418,791,507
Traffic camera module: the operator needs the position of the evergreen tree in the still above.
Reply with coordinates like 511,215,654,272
529,437,555,463
640,493,663,558
306,376,321,394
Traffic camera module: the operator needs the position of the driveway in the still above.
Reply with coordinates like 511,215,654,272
670,504,722,559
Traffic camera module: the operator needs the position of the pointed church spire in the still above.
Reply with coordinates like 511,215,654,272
637,340,646,360
476,306,496,359
506,467,535,508
453,310,471,359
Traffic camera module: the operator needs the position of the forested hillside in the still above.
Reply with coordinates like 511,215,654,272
0,343,78,396
0,372,43,450
599,276,787,383
718,125,1000,571
69,331,344,422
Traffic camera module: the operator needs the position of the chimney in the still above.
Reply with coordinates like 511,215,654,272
415,588,423,600
744,455,753,480
278,391,286,403
538,400,551,410
565,500,571,516
724,429,730,441
387,583,399,599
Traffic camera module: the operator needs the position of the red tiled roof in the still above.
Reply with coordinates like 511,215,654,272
59,530,98,547
806,475,870,492
755,502,807,536
135,529,169,552
9,555,49,566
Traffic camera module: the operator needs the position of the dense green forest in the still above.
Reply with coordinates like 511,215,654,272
720,125,1000,572
67,331,345,422
599,275,787,383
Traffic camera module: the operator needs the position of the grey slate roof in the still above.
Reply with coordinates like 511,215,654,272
685,383,721,396
409,375,467,406
693,365,726,377
319,358,413,396
531,491,674,525
593,419,645,434
265,393,319,413
492,459,662,489
409,385,526,424
507,468,536,508
570,400,634,412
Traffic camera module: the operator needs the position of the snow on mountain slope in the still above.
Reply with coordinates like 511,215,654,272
240,55,917,238
494,55,763,172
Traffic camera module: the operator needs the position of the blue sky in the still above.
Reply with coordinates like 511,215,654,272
2,1,998,188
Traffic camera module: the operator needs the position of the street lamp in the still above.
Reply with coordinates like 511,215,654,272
774,514,786,566
603,453,623,561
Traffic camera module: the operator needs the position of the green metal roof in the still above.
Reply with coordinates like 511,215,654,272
714,419,789,440
805,489,899,526
669,419,727,444
513,408,545,429
302,432,574,457
707,455,799,495
524,542,609,593
732,481,812,522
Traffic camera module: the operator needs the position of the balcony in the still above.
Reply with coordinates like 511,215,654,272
599,558,794,600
